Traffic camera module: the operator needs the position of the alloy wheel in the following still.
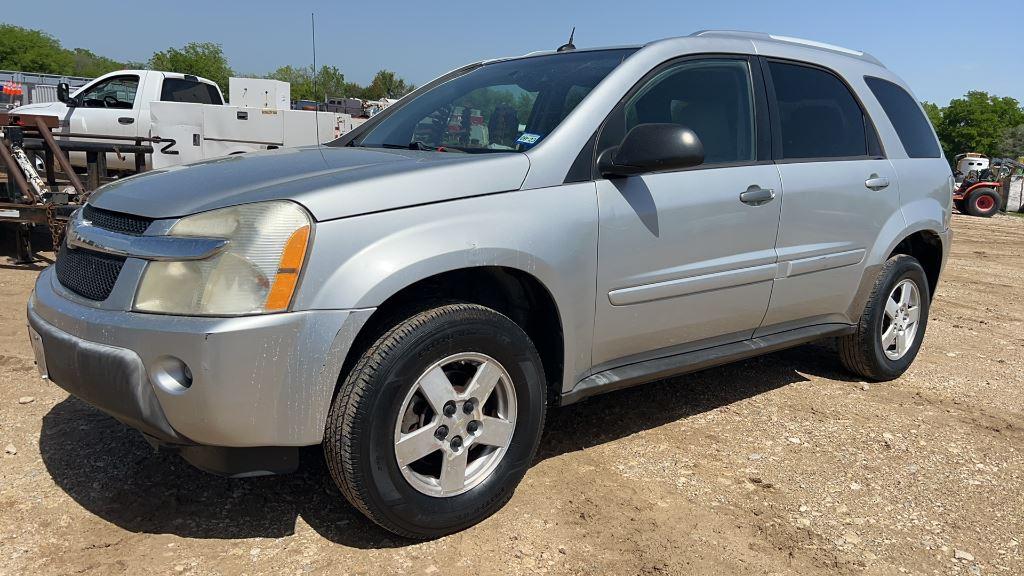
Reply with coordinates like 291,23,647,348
393,352,517,497
881,279,921,360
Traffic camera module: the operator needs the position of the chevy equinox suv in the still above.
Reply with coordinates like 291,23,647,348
27,31,952,538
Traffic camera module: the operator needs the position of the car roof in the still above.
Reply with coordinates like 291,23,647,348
687,30,884,66
494,30,885,69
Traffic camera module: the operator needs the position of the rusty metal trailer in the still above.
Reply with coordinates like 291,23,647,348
0,112,173,263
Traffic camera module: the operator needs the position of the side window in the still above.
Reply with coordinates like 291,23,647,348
161,78,223,105
864,77,940,159
614,59,756,165
767,61,868,160
77,76,140,109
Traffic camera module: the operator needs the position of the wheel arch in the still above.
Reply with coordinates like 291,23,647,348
887,229,945,300
847,210,948,321
335,266,567,406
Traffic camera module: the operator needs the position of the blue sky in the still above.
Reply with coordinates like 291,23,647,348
4,0,1021,105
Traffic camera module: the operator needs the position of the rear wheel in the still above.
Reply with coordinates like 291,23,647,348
838,255,930,381
965,188,1000,217
324,303,546,539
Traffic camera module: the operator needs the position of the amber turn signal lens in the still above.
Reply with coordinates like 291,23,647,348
265,225,310,311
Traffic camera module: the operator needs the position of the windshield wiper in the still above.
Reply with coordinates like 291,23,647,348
377,141,440,151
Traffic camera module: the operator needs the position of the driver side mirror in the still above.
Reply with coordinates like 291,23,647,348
57,82,77,107
598,123,704,177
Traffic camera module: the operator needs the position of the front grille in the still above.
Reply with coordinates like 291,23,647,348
82,204,153,235
54,243,126,301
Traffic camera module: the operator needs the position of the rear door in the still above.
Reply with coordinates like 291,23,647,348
591,56,783,370
757,59,899,332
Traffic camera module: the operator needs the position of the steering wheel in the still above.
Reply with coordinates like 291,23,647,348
103,95,119,107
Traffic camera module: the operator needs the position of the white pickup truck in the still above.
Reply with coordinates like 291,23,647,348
11,69,224,170
11,70,357,172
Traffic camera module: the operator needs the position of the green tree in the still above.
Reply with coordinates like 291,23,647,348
362,70,415,100
68,48,123,77
148,42,232,93
998,124,1024,159
341,81,365,98
0,24,74,74
268,64,346,101
936,91,1024,158
921,101,943,130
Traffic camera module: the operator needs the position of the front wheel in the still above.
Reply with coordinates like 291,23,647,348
324,303,547,539
838,255,930,381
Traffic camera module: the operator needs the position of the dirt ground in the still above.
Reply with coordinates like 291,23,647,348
1,213,1022,576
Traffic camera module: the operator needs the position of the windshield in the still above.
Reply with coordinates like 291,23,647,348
351,49,636,153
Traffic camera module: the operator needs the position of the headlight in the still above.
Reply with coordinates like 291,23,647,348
134,201,311,315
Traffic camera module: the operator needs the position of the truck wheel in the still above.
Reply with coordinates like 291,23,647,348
965,188,1000,217
838,255,930,381
324,303,546,539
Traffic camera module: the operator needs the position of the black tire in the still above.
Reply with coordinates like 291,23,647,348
965,188,1000,217
838,255,930,381
324,303,546,539
953,199,966,214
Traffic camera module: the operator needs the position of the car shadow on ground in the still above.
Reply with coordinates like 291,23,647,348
38,342,859,548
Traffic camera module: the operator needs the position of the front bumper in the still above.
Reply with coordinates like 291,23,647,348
29,267,372,449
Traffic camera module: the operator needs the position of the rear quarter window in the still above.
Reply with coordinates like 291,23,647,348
160,78,223,105
864,77,941,159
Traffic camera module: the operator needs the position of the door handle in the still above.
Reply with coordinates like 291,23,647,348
865,175,890,191
118,117,135,125
739,185,776,206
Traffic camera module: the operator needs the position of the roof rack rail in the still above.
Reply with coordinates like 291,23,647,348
690,30,884,67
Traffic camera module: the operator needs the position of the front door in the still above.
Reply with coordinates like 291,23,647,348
591,56,783,370
64,73,143,170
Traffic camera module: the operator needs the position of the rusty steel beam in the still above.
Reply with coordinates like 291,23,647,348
0,140,32,204
34,117,85,195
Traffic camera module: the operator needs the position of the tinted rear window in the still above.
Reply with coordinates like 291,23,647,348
768,61,868,160
864,76,940,159
160,78,223,104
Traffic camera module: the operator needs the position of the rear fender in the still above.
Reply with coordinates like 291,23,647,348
955,182,1000,199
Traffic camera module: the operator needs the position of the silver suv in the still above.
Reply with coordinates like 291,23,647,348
27,31,952,538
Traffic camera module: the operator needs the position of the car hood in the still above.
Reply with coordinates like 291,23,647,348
10,102,67,116
88,146,531,221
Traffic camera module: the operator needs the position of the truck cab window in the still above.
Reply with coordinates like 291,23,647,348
161,78,223,105
78,76,139,109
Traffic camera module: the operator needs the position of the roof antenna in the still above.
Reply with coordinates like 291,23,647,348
557,27,576,52
311,12,325,159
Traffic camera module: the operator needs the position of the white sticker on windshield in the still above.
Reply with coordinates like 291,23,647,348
517,133,541,145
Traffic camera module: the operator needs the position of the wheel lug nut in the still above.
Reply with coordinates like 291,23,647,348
434,425,449,440
466,420,480,434
442,401,457,417
463,399,476,414
450,436,463,451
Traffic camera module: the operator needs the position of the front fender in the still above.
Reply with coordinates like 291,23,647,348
295,183,600,387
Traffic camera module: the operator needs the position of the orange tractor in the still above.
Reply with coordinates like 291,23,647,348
952,153,1022,217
